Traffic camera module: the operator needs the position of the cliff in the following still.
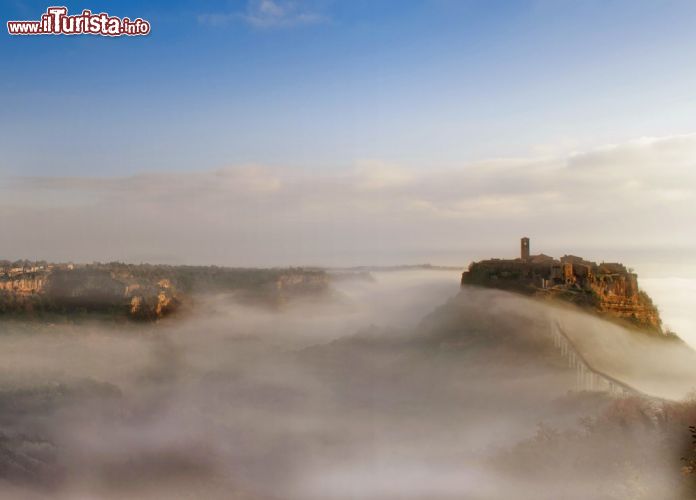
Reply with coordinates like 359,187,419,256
461,253,663,333
0,266,179,320
0,262,329,320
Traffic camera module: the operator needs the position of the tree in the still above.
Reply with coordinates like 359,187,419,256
683,425,696,475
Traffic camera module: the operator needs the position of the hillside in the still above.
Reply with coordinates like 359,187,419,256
461,238,664,333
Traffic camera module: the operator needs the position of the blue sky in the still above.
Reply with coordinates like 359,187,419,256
3,0,696,176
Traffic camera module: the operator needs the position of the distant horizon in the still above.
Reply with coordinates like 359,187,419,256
3,1,696,268
3,242,695,278
2,242,696,265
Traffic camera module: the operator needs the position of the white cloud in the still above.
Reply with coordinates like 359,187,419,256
2,134,696,266
243,0,326,27
198,0,327,28
197,12,236,27
354,160,416,190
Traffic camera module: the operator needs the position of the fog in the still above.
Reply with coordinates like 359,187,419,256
0,270,694,499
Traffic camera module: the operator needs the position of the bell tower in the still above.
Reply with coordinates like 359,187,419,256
521,237,530,261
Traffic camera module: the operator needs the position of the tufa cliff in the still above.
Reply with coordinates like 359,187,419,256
0,261,329,320
0,264,178,320
461,238,663,333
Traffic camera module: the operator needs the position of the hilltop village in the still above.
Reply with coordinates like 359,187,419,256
461,238,662,332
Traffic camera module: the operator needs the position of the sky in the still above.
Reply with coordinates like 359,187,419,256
3,0,696,175
1,0,696,266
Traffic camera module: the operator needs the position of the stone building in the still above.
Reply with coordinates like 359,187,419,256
520,237,530,261
461,237,662,332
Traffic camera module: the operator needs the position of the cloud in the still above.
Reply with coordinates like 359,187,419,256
198,0,327,28
1,134,696,265
197,12,237,27
354,160,417,190
243,0,327,27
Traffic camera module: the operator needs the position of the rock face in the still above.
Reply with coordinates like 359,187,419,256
0,264,179,320
0,262,329,320
461,241,662,333
588,267,661,331
122,279,179,320
275,271,329,295
0,275,45,295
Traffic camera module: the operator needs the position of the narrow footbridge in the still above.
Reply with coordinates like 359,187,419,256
550,320,665,402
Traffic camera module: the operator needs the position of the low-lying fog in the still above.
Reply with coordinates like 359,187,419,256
0,270,694,499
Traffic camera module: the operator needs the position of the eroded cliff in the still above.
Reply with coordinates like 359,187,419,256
0,262,329,320
461,252,663,333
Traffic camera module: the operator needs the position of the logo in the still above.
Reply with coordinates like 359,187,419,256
7,6,151,36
